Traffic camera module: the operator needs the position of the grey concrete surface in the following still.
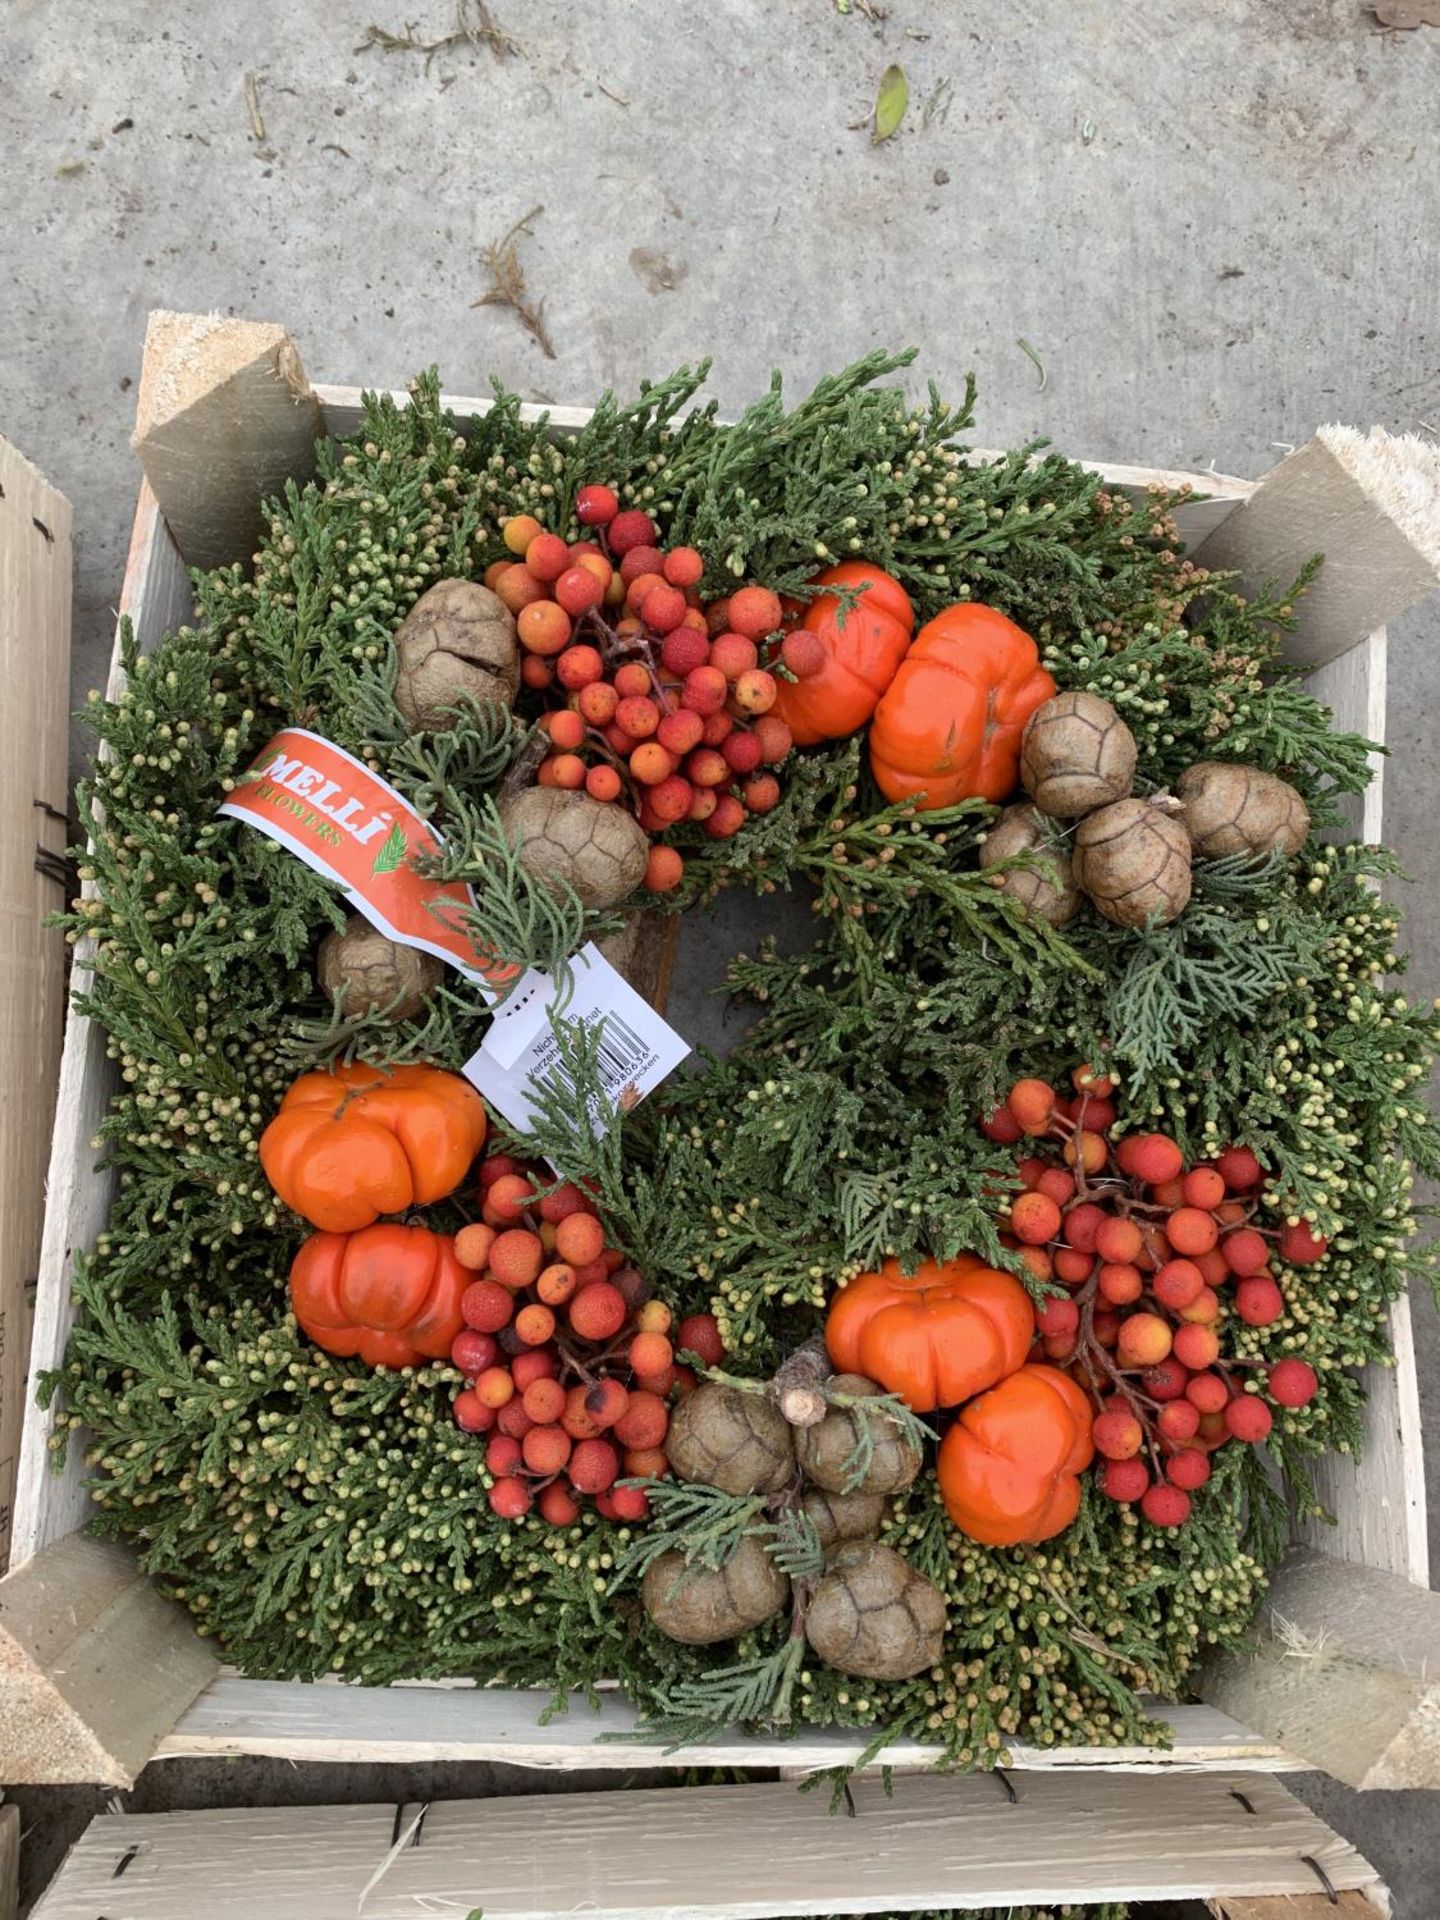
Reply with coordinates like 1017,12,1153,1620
2,0,1438,1913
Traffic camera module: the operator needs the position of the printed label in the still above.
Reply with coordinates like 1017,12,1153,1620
464,944,690,1133
219,726,518,992
222,728,690,1137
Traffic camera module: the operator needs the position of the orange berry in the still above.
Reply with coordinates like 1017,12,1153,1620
555,564,604,616
733,668,778,715
1176,1286,1222,1326
663,546,705,588
585,764,622,803
578,681,619,725
489,1229,545,1291
1092,1216,1139,1264
568,1281,627,1343
629,1331,674,1376
483,558,510,590
518,600,573,657
629,741,674,785
454,1224,497,1272
502,514,543,556
522,1377,567,1424
1063,1129,1108,1174
1097,1261,1143,1305
484,1172,534,1224
623,1446,669,1479
1093,1408,1144,1460
1182,1167,1226,1209
1152,1258,1204,1311
555,1212,605,1267
545,753,586,791
475,1365,516,1409
1172,1322,1220,1370
524,531,571,582
1006,1078,1056,1133
1166,1206,1219,1255
613,1388,670,1449
1010,1191,1062,1245
515,1303,556,1347
727,585,783,640
494,564,548,615
709,632,759,681
536,1261,579,1306
742,774,781,813
546,708,586,751
523,1424,573,1475
1116,1312,1173,1368
568,1437,620,1494
644,845,685,892
616,695,661,740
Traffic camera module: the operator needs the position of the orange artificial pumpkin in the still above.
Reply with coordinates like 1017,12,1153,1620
290,1222,470,1369
260,1062,487,1233
868,603,1056,810
937,1364,1095,1547
772,562,915,747
825,1253,1034,1415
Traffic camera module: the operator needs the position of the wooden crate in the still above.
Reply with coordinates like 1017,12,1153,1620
4,313,1438,1793
24,1772,1390,1919
0,435,70,1574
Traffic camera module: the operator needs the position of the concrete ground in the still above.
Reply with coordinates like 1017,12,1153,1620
3,0,1438,1912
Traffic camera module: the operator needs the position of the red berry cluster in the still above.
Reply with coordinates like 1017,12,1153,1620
483,491,794,894
450,1150,727,1525
983,1067,1324,1530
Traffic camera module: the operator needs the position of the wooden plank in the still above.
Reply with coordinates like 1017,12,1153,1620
26,1773,1385,1920
0,1533,216,1786
1301,628,1387,846
133,312,324,571
1193,428,1440,670
0,1804,17,1920
1204,1547,1440,1789
0,437,71,1575
1212,1896,1384,1920
155,1673,1300,1773
10,490,191,1568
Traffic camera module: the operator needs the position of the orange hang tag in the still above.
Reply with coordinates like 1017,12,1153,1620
218,725,520,996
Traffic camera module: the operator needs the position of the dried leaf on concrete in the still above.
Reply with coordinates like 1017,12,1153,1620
473,205,557,360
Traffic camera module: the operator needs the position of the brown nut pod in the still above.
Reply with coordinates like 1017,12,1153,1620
804,1541,947,1681
642,1536,790,1646
1075,797,1192,928
316,913,443,1019
794,1374,922,1496
1175,761,1310,861
802,1484,887,1551
979,803,1082,929
498,787,649,911
1020,690,1137,818
392,578,520,730
666,1383,796,1496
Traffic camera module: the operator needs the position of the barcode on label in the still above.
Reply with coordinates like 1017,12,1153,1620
533,1012,657,1114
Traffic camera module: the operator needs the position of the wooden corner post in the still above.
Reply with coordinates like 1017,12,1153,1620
0,1532,217,1786
0,436,71,1577
132,312,324,571
1204,1546,1440,1790
1192,426,1440,669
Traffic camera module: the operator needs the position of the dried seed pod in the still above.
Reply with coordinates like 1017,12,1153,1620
1075,797,1192,928
666,1383,796,1496
1175,761,1310,861
316,913,443,1020
794,1374,922,1496
498,787,649,911
393,578,520,730
642,1536,790,1646
1020,691,1137,818
979,803,1082,928
804,1541,947,1681
802,1484,887,1551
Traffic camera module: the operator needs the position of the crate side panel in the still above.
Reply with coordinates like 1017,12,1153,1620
13,491,193,1565
1292,630,1424,1585
156,1674,1298,1772
0,438,72,1573
28,1773,1383,1920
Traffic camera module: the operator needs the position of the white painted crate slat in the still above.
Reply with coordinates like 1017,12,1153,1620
12,368,1424,1779
29,1773,1387,1920
154,1674,1300,1773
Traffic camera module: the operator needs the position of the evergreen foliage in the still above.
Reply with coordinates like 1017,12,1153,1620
48,356,1439,1768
